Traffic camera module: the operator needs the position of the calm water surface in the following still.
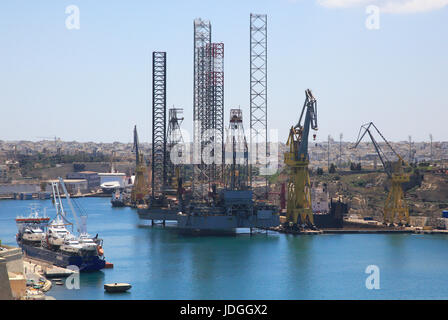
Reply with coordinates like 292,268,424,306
1,197,448,300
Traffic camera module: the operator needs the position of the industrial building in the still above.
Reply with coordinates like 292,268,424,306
66,171,100,190
46,179,88,195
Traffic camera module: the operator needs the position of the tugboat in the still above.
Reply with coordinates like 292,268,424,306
16,178,106,272
111,189,126,207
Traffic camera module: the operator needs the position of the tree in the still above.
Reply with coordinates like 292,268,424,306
329,163,336,174
317,167,324,175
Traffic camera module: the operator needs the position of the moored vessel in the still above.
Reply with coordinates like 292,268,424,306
16,178,106,272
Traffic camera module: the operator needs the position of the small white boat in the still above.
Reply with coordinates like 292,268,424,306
59,237,82,255
47,220,71,247
104,283,132,293
78,234,99,253
22,226,45,243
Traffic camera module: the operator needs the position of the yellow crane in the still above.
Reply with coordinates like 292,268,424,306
352,122,410,226
284,89,318,228
131,125,150,204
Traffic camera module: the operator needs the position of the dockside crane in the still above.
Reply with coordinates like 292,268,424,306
351,122,410,226
284,89,318,228
131,125,150,204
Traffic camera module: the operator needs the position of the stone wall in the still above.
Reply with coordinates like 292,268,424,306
0,258,13,300
0,183,40,195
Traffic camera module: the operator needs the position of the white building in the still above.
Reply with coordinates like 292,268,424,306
311,184,330,214
98,173,126,187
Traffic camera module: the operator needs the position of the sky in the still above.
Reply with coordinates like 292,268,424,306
0,0,446,144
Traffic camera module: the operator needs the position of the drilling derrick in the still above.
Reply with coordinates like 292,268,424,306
225,109,249,191
284,89,318,228
352,122,410,226
193,18,212,200
192,18,224,200
131,125,150,204
167,107,184,190
206,43,224,186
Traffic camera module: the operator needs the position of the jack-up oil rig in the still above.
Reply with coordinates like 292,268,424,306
136,15,279,233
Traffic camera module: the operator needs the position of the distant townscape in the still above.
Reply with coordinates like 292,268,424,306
1,139,447,183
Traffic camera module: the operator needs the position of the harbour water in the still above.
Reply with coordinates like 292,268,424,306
1,197,448,300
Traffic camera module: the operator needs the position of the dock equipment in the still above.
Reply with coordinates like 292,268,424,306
284,89,318,228
352,122,410,226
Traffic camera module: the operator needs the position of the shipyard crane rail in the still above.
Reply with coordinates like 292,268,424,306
351,122,410,226
284,89,318,228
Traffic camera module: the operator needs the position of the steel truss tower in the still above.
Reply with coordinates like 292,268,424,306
167,107,184,188
225,109,249,190
193,19,211,199
250,13,268,189
193,18,225,199
206,42,224,184
152,51,167,197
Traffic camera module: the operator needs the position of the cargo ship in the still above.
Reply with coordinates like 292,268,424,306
16,178,105,272
312,183,346,228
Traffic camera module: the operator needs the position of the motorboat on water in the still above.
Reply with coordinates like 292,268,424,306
104,283,132,293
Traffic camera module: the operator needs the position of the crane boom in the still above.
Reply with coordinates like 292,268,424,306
58,177,82,234
284,89,319,228
132,125,140,165
351,122,410,226
353,122,406,177
295,89,318,160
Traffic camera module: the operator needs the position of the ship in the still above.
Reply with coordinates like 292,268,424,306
16,178,106,272
111,189,126,207
311,183,346,228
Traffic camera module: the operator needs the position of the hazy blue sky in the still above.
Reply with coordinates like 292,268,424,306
0,0,446,143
